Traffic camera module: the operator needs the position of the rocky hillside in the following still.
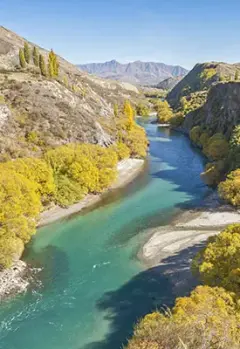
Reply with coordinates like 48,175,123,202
183,81,240,138
155,76,183,90
78,60,188,86
167,62,240,107
0,26,140,160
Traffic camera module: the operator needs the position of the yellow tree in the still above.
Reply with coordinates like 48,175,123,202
126,286,240,349
123,100,134,130
192,223,240,293
157,100,173,123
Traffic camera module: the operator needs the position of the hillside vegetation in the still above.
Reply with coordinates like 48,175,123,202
0,27,148,269
126,62,240,349
126,225,240,349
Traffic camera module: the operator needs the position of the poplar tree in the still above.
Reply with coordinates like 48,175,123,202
235,70,239,81
33,46,39,67
39,54,47,77
123,100,134,130
48,49,59,77
19,48,26,68
24,42,30,64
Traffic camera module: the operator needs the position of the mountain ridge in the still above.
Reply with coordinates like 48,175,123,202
78,60,188,86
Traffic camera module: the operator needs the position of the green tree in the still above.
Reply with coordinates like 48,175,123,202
32,46,39,67
39,54,47,77
19,48,26,68
235,70,239,81
24,42,30,64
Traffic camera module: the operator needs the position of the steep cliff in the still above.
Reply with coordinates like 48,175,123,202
183,82,240,138
167,62,240,108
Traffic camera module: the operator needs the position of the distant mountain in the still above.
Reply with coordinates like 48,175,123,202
155,76,183,90
78,60,188,86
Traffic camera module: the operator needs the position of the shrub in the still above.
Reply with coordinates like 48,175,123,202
205,133,229,160
228,125,240,170
126,286,240,349
0,158,55,201
136,103,149,117
169,112,184,127
156,100,173,123
190,125,202,145
53,174,86,207
0,169,41,268
192,224,240,293
199,131,210,149
110,142,130,160
122,125,148,158
201,160,224,186
218,169,240,206
0,236,24,269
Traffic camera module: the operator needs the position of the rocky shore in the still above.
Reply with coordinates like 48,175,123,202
0,261,29,301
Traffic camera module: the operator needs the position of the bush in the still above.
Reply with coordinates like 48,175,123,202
201,161,224,186
228,125,240,170
45,143,118,205
156,100,173,123
218,169,240,206
169,112,184,127
53,174,86,207
110,142,130,161
0,169,41,268
136,103,149,117
122,125,148,158
1,158,55,202
126,286,240,349
190,125,202,145
205,133,229,160
192,224,240,293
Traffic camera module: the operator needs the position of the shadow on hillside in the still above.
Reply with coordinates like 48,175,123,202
82,242,205,349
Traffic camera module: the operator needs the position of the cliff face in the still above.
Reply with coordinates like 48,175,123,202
0,26,140,159
167,62,240,108
183,82,240,138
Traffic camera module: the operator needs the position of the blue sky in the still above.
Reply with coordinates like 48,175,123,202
1,0,240,69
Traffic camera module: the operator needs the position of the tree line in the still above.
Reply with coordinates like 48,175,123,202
126,223,240,349
19,42,59,77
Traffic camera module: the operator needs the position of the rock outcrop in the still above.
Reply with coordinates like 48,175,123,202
183,82,240,138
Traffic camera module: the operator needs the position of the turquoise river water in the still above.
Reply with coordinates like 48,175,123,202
0,121,209,349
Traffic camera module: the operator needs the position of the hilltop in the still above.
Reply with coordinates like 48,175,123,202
78,59,188,86
0,26,140,159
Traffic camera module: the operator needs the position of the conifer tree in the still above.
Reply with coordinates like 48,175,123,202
33,46,39,67
19,48,26,68
235,70,239,81
24,42,30,64
39,54,47,77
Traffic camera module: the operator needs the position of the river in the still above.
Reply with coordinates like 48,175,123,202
0,121,208,349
